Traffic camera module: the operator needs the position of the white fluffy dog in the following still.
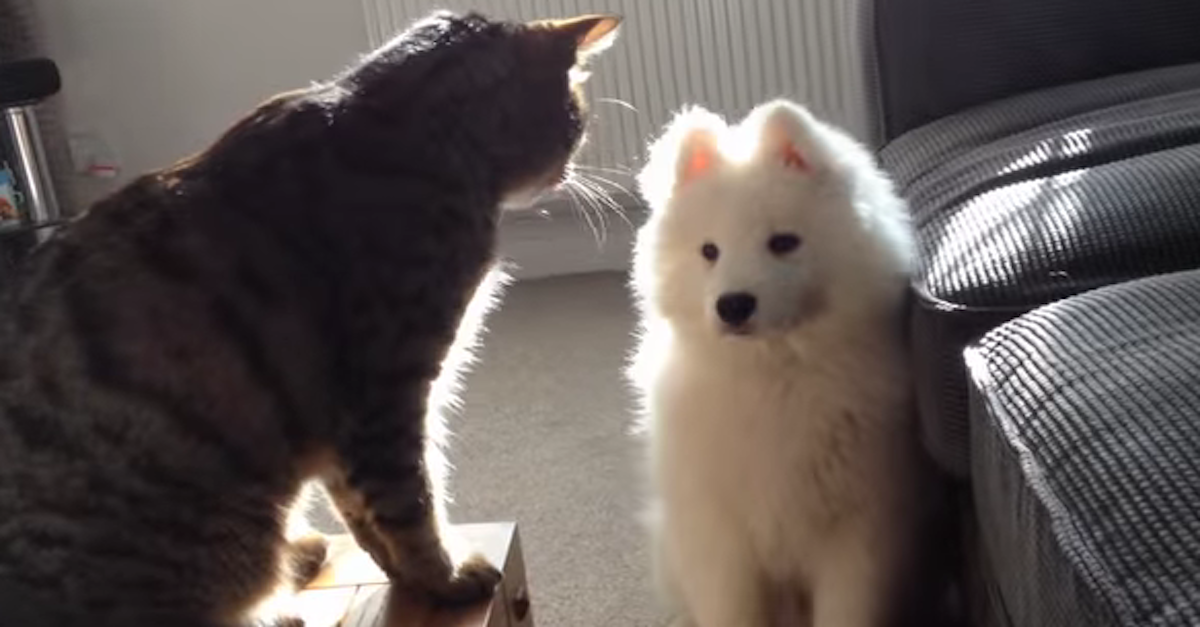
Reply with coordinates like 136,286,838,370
629,100,937,627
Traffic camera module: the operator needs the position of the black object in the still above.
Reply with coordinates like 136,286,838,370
0,57,63,226
0,58,61,108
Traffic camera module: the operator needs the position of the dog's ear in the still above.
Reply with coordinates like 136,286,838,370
639,107,726,207
666,107,725,186
747,100,816,173
677,126,719,184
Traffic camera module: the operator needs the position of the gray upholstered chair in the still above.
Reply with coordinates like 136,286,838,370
861,1,1200,624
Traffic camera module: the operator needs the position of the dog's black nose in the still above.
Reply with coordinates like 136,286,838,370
716,292,757,326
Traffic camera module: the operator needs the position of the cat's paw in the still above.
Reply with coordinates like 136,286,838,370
285,535,330,590
245,605,307,627
425,553,502,607
256,616,306,627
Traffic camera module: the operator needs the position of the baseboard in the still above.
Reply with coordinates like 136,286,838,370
497,197,645,281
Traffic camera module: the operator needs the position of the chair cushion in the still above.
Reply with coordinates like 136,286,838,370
966,270,1200,627
882,63,1200,476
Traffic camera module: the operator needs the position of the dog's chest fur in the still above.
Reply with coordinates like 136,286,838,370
650,325,914,578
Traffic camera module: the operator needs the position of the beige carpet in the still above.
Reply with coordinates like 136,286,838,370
446,271,663,626
303,271,664,624
308,271,661,624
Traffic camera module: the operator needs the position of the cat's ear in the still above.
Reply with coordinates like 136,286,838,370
639,107,726,207
539,14,622,57
745,99,818,174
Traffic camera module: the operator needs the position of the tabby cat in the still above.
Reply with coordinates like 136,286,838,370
0,11,619,626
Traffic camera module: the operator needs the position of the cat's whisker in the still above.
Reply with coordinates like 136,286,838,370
565,167,616,244
562,182,583,229
573,184,616,244
578,174,634,230
577,177,615,245
562,183,586,238
578,177,624,228
577,179,611,245
574,165,637,209
581,171,635,199
596,97,640,113
575,161,634,173
565,180,603,245
575,162,636,177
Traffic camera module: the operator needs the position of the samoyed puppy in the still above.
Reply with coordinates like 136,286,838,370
629,99,945,627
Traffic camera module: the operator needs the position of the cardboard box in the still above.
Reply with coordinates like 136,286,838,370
296,523,531,627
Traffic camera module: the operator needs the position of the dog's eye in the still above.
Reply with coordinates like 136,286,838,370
701,242,719,262
767,233,802,255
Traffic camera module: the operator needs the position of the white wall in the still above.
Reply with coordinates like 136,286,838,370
33,1,634,278
36,0,369,205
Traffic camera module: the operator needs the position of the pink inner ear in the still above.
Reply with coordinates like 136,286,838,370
782,143,808,171
683,145,713,182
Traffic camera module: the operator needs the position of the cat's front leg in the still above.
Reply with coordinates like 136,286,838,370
320,468,393,572
324,399,500,606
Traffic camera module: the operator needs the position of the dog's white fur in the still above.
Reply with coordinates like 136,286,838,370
629,100,924,627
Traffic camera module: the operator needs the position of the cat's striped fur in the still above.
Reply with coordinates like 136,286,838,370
0,11,618,626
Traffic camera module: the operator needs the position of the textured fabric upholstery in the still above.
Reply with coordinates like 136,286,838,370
966,270,1200,627
882,64,1200,476
861,0,1200,144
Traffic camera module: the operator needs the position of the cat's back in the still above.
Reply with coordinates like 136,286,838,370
0,164,330,478
0,174,314,615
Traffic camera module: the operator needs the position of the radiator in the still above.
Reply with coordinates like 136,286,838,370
362,0,867,187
